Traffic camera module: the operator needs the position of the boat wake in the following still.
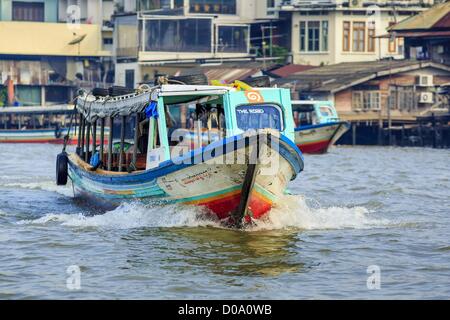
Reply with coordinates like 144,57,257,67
18,195,392,231
251,195,391,231
1,181,73,197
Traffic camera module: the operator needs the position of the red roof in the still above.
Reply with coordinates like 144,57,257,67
270,64,317,78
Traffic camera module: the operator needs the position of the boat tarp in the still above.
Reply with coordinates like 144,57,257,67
76,91,153,122
76,85,232,122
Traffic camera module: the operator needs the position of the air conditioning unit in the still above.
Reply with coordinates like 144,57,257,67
415,75,434,87
419,92,434,104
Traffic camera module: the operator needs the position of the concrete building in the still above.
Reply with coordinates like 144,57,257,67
0,0,114,107
113,0,285,88
279,0,436,66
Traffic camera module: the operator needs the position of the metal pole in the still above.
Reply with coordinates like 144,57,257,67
432,113,437,148
269,24,273,58
100,118,105,166
85,122,91,163
261,26,266,71
118,116,126,172
92,120,97,155
352,123,356,146
108,117,114,171
80,117,86,158
132,115,139,170
77,113,82,149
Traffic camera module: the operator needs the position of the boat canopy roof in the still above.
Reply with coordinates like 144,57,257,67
0,105,75,115
76,85,234,122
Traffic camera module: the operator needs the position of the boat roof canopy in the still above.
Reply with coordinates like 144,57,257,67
76,85,234,122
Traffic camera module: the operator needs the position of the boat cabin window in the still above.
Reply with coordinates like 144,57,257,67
235,104,283,131
292,104,317,127
165,102,226,150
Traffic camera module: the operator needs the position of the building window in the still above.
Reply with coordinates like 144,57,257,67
267,0,276,8
321,21,328,51
45,86,70,104
12,1,45,22
116,15,139,58
145,19,212,52
343,21,350,52
307,21,320,52
352,90,380,110
388,22,397,53
137,0,184,11
298,20,330,52
352,22,365,52
190,0,236,14
389,86,416,111
299,21,306,52
368,22,375,52
218,26,249,53
388,37,397,53
300,20,329,52
16,85,41,106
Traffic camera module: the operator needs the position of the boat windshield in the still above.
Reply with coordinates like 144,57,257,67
235,104,283,131
319,106,334,117
292,104,317,127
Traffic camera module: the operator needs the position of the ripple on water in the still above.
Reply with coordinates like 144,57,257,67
1,181,73,198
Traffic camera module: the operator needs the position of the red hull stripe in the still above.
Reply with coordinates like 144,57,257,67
298,139,331,154
189,188,274,220
0,139,65,144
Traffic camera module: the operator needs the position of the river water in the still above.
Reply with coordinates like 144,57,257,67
0,144,449,299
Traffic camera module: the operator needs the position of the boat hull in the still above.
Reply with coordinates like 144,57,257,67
68,133,303,222
295,122,349,154
0,129,67,144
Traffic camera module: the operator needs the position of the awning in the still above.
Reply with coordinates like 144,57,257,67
76,85,233,122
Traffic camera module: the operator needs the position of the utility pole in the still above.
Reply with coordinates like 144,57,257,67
261,25,277,70
388,32,396,146
261,26,266,70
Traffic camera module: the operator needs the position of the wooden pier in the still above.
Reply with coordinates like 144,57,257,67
338,113,450,148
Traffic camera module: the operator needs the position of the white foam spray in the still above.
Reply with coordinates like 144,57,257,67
18,195,391,231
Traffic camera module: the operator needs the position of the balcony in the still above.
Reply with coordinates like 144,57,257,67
0,21,110,57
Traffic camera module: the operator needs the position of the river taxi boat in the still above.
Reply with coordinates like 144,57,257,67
56,84,304,227
292,100,350,154
0,105,75,143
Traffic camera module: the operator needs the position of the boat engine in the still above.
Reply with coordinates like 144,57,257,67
56,152,68,186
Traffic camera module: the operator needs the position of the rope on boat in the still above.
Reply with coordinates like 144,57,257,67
62,91,93,152
62,97,79,152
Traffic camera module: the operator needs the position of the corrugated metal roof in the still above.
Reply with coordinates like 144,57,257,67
180,62,272,84
270,64,317,78
275,60,450,93
392,30,450,38
390,2,450,31
204,68,259,83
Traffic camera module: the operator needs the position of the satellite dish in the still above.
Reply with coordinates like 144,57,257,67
68,34,87,45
